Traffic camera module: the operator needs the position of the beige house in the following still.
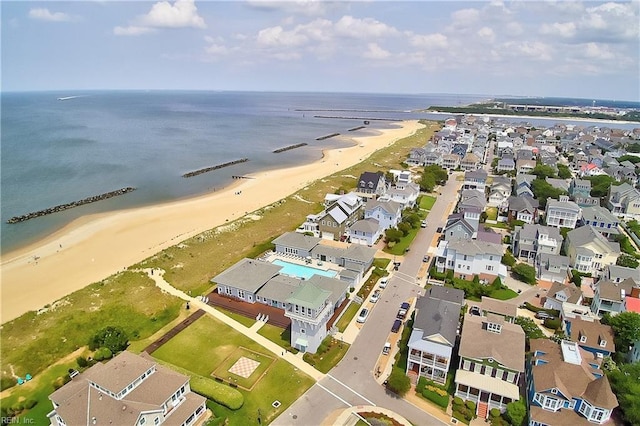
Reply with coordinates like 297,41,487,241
47,351,206,426
455,313,525,419
564,226,620,276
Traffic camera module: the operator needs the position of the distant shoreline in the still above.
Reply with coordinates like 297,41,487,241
426,110,639,126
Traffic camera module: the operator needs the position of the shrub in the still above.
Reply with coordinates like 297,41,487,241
489,408,501,418
386,367,411,397
10,403,24,414
501,252,516,267
512,263,536,285
453,396,464,407
465,400,476,411
0,376,17,391
190,375,244,410
416,376,427,394
89,326,129,353
93,347,113,361
76,356,89,368
24,399,37,409
543,318,562,330
421,387,449,408
505,400,526,426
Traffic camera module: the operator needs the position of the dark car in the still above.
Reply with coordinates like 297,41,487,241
436,227,443,233
391,319,402,333
397,302,410,319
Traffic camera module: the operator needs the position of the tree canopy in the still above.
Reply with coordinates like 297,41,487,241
602,311,640,354
585,175,621,198
532,164,557,179
386,367,411,396
531,178,566,209
607,362,640,426
89,326,129,353
420,165,448,192
557,164,572,179
512,263,536,285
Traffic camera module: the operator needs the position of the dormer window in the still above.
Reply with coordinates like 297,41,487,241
487,322,502,334
599,339,607,348
580,334,587,343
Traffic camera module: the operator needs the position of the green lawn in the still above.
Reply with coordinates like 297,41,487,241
152,314,314,425
384,226,421,256
257,324,298,353
490,288,519,300
486,207,498,221
335,302,361,332
216,307,256,328
373,258,391,270
419,195,437,211
212,347,276,390
303,338,350,373
486,221,510,230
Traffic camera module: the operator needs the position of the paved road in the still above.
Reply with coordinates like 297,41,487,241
273,175,464,426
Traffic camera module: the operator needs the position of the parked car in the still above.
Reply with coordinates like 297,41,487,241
469,306,481,316
397,302,410,319
356,308,369,323
436,227,443,233
421,220,428,228
535,311,554,320
370,289,381,303
382,342,391,355
391,319,402,333
379,276,389,288
423,255,430,263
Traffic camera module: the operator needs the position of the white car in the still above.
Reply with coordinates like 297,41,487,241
370,290,381,303
379,276,389,289
356,308,369,323
421,220,428,228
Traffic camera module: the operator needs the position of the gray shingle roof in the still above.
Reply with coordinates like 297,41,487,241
211,258,282,293
272,232,320,251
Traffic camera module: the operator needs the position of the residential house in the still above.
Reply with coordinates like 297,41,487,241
300,192,363,240
565,317,615,358
435,239,506,281
545,178,570,193
590,278,638,316
442,154,461,171
407,147,427,166
564,226,620,276
496,139,514,156
607,183,640,218
487,177,512,209
364,199,402,231
543,281,583,311
606,165,638,186
545,196,581,229
496,158,515,173
516,159,537,175
285,282,335,353
512,224,562,262
424,151,443,167
347,219,380,246
455,313,525,418
381,182,420,209
463,169,488,192
569,178,592,199
581,206,619,238
47,351,206,426
443,209,480,241
507,196,539,224
406,287,464,385
515,174,536,198
461,153,481,171
459,190,487,212
602,264,640,284
356,171,387,197
573,151,589,170
537,254,571,284
573,194,601,208
528,339,618,426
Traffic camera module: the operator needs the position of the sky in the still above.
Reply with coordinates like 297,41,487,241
2,0,639,100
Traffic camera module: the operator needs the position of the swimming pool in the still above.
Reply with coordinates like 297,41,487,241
272,259,338,280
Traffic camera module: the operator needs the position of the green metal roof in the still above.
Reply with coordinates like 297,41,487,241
286,282,331,309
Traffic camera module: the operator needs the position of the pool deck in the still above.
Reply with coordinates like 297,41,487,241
264,252,342,275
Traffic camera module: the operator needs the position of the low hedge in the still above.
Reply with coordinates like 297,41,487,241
524,302,559,316
190,375,244,410
422,387,449,408
543,318,562,330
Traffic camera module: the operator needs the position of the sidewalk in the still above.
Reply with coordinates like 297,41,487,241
143,268,325,381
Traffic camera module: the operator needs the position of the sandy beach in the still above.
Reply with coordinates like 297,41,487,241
0,120,424,324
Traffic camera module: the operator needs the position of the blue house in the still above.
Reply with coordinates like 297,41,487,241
564,317,615,358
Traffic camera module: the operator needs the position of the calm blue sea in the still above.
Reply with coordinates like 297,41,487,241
1,91,636,253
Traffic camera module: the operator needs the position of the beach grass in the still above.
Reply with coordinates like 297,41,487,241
0,271,181,380
151,314,313,424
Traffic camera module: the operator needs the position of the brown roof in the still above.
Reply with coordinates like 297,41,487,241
480,296,517,318
568,317,616,353
547,282,582,304
530,339,617,411
582,377,619,409
162,392,206,426
458,314,525,372
87,350,155,394
597,278,637,302
530,405,592,426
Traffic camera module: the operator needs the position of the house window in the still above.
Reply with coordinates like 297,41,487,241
487,265,494,271
154,419,160,425
139,418,146,425
238,290,245,299
506,371,516,383
591,408,607,422
301,329,305,334
463,360,471,370
599,339,607,348
580,335,587,343
474,363,482,373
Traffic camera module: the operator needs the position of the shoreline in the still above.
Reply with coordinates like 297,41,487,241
0,120,424,324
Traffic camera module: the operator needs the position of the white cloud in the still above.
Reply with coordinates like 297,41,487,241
334,16,398,39
114,0,205,36
113,26,154,36
256,25,308,47
245,0,332,17
409,33,448,49
362,43,390,60
583,42,614,60
204,36,229,56
540,22,576,38
139,0,205,29
503,41,553,61
451,8,480,27
477,27,495,42
28,8,74,22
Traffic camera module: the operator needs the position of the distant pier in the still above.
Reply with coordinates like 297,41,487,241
6,187,136,224
182,158,249,178
316,133,341,141
273,143,307,153
313,116,402,122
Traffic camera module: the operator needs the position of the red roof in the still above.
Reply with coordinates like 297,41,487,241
625,296,640,313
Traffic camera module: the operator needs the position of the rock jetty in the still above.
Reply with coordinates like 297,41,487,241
315,133,340,141
182,158,249,178
6,187,136,224
273,143,307,153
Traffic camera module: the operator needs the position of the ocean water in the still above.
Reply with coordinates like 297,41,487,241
0,91,485,253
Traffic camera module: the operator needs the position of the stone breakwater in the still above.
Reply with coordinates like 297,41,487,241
315,133,341,141
182,158,249,178
6,187,136,224
273,143,307,153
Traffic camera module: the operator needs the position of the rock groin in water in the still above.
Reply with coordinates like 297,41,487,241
6,187,136,224
182,158,249,178
273,143,307,153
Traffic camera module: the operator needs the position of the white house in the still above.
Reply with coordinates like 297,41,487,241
364,199,402,231
435,239,506,282
545,196,581,230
